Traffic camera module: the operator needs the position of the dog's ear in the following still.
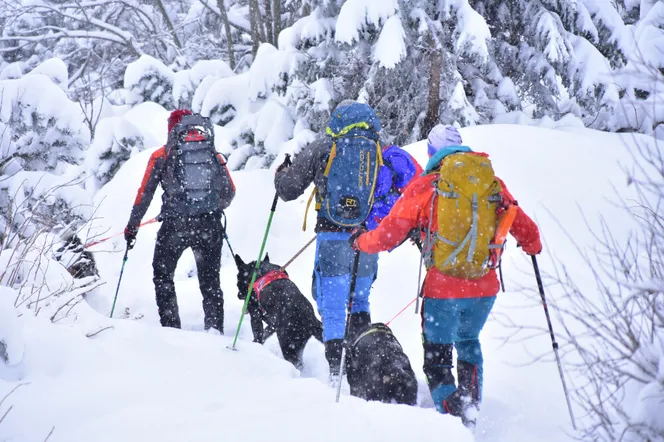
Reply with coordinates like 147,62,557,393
234,254,245,267
263,253,270,263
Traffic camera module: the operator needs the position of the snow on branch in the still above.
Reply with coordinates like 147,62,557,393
335,0,399,45
373,14,407,69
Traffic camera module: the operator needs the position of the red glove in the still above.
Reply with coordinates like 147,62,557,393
519,240,542,256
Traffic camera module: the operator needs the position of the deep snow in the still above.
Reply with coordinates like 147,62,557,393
1,123,655,442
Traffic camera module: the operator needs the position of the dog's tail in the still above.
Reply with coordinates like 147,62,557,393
311,319,323,343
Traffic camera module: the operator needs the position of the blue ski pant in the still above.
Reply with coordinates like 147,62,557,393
422,296,496,410
312,232,378,342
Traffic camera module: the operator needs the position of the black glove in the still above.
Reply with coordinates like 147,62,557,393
124,225,138,250
348,227,367,251
275,154,292,174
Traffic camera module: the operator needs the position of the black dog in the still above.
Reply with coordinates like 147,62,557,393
346,322,418,405
235,254,323,370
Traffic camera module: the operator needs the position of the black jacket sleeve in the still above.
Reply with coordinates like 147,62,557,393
274,138,329,202
127,148,165,229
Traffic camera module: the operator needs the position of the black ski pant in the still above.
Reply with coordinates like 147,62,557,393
152,214,224,332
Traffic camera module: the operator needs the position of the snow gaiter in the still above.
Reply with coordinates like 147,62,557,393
325,339,343,376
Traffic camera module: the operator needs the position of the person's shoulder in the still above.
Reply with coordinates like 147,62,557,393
403,173,435,196
150,146,167,159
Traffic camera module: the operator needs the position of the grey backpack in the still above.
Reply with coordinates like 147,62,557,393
163,114,235,217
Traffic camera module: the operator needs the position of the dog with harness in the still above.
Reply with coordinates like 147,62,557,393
234,254,323,370
346,322,418,405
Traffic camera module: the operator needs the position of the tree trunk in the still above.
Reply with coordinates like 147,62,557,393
216,0,236,69
249,0,266,55
264,0,273,45
154,0,182,49
422,46,443,136
249,0,260,55
273,0,281,46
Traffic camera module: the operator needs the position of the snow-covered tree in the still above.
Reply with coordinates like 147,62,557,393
553,134,664,440
3,0,659,179
0,63,91,243
84,117,145,191
0,66,89,174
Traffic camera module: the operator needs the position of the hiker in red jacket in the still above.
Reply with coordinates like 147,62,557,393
350,125,542,428
124,110,235,332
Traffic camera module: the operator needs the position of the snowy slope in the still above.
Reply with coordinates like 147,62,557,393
1,123,652,442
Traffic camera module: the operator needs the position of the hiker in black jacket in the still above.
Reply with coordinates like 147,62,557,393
124,110,236,332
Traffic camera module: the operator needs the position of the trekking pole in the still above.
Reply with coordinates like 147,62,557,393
223,230,235,258
110,243,130,318
531,255,577,430
336,250,361,403
279,235,316,272
221,212,236,258
229,155,290,350
498,260,505,292
415,194,436,314
414,250,425,314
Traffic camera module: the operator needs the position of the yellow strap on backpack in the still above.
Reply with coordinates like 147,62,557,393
302,141,337,231
302,188,318,231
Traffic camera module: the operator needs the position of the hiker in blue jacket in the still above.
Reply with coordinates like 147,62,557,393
274,101,420,380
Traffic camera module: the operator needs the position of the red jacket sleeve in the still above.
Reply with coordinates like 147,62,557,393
357,174,435,254
127,147,165,228
497,178,542,255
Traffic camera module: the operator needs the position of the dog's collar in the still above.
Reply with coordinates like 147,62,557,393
253,269,289,301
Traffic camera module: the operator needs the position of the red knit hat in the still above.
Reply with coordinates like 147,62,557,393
168,109,193,132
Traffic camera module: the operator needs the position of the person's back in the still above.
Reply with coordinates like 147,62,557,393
351,124,541,428
124,110,235,332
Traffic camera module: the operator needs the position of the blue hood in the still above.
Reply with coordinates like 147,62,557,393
423,145,472,174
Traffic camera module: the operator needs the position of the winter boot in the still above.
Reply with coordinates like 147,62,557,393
422,341,456,414
325,339,344,384
453,359,481,428
204,311,224,334
347,311,371,341
440,360,481,428
158,304,181,329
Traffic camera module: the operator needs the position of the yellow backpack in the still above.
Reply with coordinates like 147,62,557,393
430,152,503,279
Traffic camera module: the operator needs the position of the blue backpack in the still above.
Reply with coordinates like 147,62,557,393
366,146,419,230
319,103,383,227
